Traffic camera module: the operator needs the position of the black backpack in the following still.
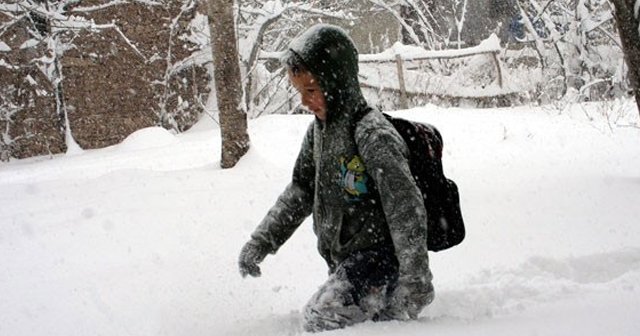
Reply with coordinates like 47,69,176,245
384,114,465,252
358,109,465,252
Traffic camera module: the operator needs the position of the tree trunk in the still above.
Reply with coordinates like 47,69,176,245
611,0,640,114
208,0,250,168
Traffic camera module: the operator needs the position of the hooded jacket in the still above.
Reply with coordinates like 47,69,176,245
250,25,431,286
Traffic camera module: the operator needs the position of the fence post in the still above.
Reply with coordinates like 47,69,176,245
491,51,504,88
395,54,409,109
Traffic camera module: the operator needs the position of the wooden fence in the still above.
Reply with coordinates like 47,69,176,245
259,34,505,109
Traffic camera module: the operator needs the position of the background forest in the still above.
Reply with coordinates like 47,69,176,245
0,0,637,162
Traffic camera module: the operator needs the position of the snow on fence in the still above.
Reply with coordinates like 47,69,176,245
259,34,504,109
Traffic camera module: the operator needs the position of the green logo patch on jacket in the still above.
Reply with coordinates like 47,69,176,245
338,155,369,200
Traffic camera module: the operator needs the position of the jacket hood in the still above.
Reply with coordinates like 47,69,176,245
284,24,367,122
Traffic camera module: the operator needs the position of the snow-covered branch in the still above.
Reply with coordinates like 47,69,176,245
68,0,163,13
367,0,422,45
0,59,19,70
401,0,441,43
157,0,197,130
241,1,353,61
110,24,147,60
239,1,353,21
452,0,469,48
516,1,547,61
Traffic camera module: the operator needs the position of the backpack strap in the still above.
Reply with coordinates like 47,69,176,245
354,104,374,123
352,104,375,138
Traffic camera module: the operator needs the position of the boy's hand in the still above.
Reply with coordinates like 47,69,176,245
238,240,269,278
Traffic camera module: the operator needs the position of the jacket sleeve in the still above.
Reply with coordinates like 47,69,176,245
250,122,315,254
355,116,432,285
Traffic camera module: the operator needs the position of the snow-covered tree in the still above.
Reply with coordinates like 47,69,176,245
0,0,211,161
498,0,626,102
0,0,92,157
63,0,211,134
367,0,448,49
610,0,640,113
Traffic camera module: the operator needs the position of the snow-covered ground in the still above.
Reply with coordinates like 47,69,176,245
1,101,640,336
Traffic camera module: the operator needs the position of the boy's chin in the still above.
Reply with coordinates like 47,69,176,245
312,111,327,121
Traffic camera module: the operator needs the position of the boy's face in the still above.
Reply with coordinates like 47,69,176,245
288,69,327,121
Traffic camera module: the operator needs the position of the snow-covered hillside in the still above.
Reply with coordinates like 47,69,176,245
1,102,640,336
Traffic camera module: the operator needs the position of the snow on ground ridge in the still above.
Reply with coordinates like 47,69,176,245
428,247,640,322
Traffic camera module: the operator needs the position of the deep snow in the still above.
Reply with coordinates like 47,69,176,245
1,101,640,336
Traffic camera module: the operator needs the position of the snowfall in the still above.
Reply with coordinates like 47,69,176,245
1,100,640,336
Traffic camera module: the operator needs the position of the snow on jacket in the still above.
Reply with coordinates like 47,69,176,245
250,24,431,284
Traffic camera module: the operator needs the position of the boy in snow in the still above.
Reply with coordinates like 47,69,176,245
238,24,434,332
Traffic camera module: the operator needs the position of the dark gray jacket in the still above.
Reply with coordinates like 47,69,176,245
251,25,431,285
